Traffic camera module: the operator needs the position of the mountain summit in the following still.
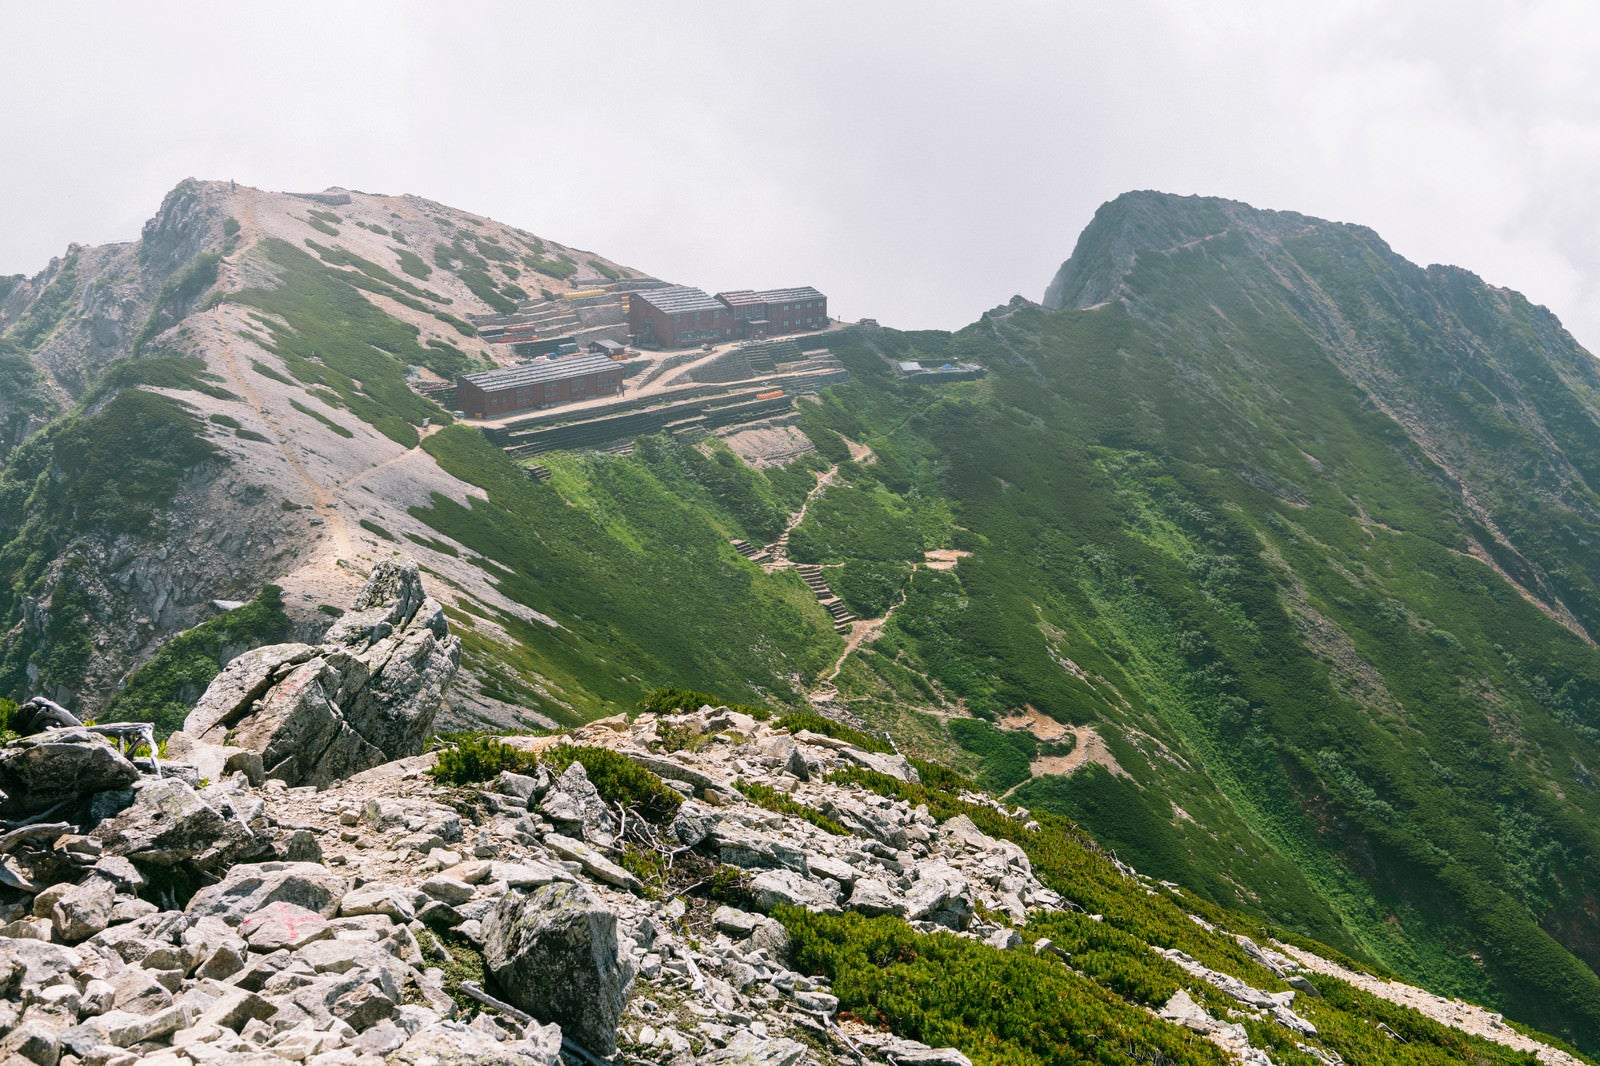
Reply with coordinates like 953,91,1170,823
1045,189,1600,646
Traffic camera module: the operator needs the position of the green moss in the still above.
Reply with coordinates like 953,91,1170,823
418,929,492,1018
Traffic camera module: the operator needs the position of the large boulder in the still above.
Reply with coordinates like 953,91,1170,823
482,881,635,1056
91,778,261,873
905,862,974,930
0,729,140,815
185,861,347,924
538,762,618,844
178,557,460,788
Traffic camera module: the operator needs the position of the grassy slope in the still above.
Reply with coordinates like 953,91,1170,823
4,188,1597,1047
411,426,841,725
775,290,1600,1044
210,208,1600,1046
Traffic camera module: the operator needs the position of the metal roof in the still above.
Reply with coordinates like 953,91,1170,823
757,286,825,303
715,287,826,308
632,286,725,314
460,353,620,391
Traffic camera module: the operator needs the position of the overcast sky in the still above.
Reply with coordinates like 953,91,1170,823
4,2,1600,349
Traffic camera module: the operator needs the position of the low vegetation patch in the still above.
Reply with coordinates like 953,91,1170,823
7,251,79,351
948,716,1036,792
289,399,354,438
778,907,1231,1066
539,744,683,824
775,710,893,754
641,686,773,720
234,238,451,446
828,558,910,618
522,251,577,280
359,519,396,541
428,734,541,784
85,356,237,405
104,585,290,736
394,247,431,279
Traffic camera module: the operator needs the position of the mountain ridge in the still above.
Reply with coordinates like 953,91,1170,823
0,179,654,727
8,181,1600,1048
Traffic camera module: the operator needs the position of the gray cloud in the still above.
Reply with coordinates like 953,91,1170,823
4,1,1599,348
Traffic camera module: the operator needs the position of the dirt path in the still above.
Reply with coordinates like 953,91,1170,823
816,583,910,691
215,193,354,563
213,326,354,564
751,440,937,702
209,281,351,564
1010,725,1129,790
332,422,442,494
209,191,444,594
782,465,836,541
923,548,970,571
1275,944,1584,1065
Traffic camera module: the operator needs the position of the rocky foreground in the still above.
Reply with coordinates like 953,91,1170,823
0,561,1588,1066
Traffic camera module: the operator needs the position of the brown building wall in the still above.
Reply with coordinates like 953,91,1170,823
628,300,668,344
456,367,624,418
630,300,735,348
766,296,827,334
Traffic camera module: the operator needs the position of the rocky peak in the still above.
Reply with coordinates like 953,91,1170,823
1042,190,1363,312
137,179,231,280
180,556,460,789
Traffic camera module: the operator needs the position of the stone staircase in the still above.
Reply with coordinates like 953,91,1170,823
730,538,771,564
796,564,856,634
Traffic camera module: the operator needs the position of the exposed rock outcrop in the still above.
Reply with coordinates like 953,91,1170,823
0,696,1584,1065
90,778,265,874
0,729,140,816
483,881,635,1056
180,557,459,787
